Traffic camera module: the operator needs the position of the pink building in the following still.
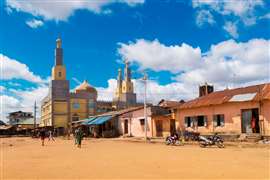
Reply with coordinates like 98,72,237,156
118,106,173,138
174,83,270,137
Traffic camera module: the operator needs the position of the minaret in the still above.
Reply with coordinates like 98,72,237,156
122,60,133,93
124,60,131,82
115,68,123,99
52,38,66,80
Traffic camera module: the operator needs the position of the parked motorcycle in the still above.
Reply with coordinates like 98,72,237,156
198,134,225,148
165,133,182,145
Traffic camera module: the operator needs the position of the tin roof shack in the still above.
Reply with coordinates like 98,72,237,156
175,83,270,137
118,106,172,138
77,107,144,138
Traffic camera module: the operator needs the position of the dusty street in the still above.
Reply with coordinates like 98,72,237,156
1,137,269,179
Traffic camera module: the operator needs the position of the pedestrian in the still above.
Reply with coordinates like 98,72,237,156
74,128,79,145
40,129,46,146
76,127,84,148
251,117,256,133
48,130,55,141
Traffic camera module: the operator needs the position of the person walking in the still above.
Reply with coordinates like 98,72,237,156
76,127,84,148
48,130,55,141
74,128,79,146
40,129,46,146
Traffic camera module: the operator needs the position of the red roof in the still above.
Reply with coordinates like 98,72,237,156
179,83,270,109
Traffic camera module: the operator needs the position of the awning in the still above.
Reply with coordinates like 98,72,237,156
88,115,112,125
81,117,97,125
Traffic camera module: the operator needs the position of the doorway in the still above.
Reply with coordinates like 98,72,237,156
170,119,176,135
124,119,128,134
241,108,260,134
155,120,163,137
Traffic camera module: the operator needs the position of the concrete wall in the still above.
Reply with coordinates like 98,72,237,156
176,100,270,135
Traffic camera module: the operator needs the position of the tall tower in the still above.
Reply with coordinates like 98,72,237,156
115,68,123,100
52,38,66,80
122,60,134,94
113,60,136,109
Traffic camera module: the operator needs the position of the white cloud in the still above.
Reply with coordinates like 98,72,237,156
96,78,193,105
0,86,6,92
0,54,45,83
118,39,202,73
118,38,270,96
6,0,145,21
260,12,270,19
195,9,215,27
1,85,49,122
26,19,44,28
223,21,239,38
192,0,266,38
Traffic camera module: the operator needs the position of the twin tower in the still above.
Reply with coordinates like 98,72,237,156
113,60,137,109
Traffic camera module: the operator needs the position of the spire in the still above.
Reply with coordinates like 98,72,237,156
117,68,122,82
124,59,131,82
55,38,63,66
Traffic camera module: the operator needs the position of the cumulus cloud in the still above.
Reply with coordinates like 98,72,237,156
96,78,193,105
192,0,266,38
118,39,202,73
1,54,46,83
195,9,215,27
0,85,49,122
26,19,44,28
118,38,270,94
6,0,145,21
223,21,239,38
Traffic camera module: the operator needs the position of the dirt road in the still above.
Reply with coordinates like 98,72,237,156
1,137,269,179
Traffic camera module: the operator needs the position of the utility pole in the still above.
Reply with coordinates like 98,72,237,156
143,72,147,141
34,101,37,135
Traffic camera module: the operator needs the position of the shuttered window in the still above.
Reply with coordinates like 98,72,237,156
213,114,225,127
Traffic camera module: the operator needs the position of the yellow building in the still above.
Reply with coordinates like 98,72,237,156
40,38,97,134
113,60,137,109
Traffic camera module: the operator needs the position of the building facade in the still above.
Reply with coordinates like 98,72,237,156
118,106,172,138
174,83,270,137
40,38,97,133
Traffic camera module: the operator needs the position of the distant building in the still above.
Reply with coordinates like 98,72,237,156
199,82,214,97
6,111,38,131
40,38,97,133
113,60,137,109
7,111,33,125
173,83,270,137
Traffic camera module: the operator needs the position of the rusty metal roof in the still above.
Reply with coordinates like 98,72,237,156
179,83,270,109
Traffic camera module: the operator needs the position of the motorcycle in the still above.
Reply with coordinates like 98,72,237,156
165,134,182,145
198,134,225,148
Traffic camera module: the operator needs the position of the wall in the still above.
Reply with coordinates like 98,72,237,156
41,100,52,127
152,115,171,137
70,98,88,120
176,100,270,135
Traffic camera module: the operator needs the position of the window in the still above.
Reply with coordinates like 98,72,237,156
140,119,145,125
72,116,79,122
184,117,192,127
72,102,80,109
58,71,62,77
213,114,225,127
88,100,95,109
197,116,205,127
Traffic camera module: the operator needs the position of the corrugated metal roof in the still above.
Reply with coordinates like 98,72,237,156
229,93,257,102
179,83,270,109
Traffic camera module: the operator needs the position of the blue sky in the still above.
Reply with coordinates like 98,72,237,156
1,0,270,121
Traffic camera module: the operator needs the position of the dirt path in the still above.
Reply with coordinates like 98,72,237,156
1,137,270,179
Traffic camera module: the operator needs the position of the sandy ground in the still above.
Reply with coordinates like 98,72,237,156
1,137,269,179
